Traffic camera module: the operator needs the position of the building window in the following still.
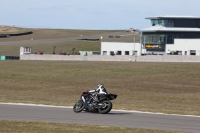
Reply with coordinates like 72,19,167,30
125,51,129,55
24,47,31,53
110,51,115,56
151,20,159,26
166,20,174,27
166,34,184,44
103,51,107,55
167,36,173,44
151,19,174,27
116,51,122,55
152,35,157,42
143,35,166,44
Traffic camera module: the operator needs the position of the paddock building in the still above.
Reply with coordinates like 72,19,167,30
101,16,200,56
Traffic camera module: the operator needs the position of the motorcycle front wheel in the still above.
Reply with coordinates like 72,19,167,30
73,100,84,113
98,100,112,114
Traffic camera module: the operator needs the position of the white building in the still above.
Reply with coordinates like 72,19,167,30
166,39,200,55
101,42,144,56
20,46,31,55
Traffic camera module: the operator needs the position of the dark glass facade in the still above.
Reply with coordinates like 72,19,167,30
151,20,174,27
143,17,200,52
151,19,200,28
143,32,200,44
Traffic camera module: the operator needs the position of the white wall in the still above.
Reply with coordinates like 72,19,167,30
166,39,200,56
101,42,142,56
20,54,200,62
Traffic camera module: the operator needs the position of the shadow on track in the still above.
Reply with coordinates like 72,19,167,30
81,111,131,115
106,112,132,115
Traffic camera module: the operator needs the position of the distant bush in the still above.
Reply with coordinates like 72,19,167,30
75,51,80,55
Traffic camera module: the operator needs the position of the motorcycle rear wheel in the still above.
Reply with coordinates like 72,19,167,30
98,100,112,114
73,100,84,113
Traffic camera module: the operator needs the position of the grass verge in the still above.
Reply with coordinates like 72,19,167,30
0,120,185,133
0,61,199,115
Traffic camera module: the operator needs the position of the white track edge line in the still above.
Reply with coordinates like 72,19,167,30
0,102,200,118
0,102,72,108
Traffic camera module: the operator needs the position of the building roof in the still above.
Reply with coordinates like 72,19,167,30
141,26,200,32
146,15,200,19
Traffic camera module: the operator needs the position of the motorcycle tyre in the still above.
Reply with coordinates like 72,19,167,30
98,101,112,114
73,100,84,113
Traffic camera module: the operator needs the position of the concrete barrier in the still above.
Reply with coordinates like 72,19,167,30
20,54,200,62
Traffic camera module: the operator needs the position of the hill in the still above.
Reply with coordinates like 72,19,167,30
0,27,139,56
0,26,31,34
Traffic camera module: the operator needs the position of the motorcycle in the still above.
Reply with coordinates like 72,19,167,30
73,91,117,114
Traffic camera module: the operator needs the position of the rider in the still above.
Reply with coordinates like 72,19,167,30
88,84,108,94
82,84,108,105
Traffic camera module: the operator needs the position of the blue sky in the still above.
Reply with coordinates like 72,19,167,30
0,0,200,29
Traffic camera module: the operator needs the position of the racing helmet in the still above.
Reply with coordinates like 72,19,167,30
97,84,104,88
96,84,107,94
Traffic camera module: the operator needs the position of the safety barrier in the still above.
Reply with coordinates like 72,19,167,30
20,54,200,62
0,56,20,60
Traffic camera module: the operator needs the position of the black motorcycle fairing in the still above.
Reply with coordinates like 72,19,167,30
98,94,117,101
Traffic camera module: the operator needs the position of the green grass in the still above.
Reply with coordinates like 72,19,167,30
0,27,139,56
0,40,101,56
0,61,200,116
0,28,198,133
0,120,185,133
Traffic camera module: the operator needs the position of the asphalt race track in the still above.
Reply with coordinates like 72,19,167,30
0,36,92,45
0,103,200,133
0,33,130,45
0,34,119,45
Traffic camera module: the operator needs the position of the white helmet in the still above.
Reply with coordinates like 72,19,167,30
96,84,107,94
97,84,104,88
